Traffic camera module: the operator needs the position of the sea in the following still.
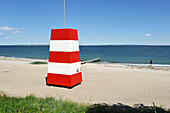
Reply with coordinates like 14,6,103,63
0,45,170,67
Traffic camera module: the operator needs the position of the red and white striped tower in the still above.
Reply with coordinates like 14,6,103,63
46,28,82,87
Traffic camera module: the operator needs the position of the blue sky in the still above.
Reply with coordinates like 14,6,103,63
0,0,170,45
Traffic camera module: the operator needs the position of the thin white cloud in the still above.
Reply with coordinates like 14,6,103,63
4,37,12,39
18,35,23,38
0,33,4,37
0,26,24,31
13,31,19,34
145,34,152,37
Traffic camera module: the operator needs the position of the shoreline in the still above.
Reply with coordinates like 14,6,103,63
1,56,170,71
0,56,48,62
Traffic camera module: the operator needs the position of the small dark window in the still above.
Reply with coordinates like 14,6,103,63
77,68,79,72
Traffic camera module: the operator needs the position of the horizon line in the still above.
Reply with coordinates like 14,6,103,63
0,44,170,46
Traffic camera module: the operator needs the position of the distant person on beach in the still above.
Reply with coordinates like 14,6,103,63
150,59,153,67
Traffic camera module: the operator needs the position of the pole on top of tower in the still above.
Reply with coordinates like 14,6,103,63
64,0,65,27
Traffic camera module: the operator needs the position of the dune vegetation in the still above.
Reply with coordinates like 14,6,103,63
30,61,48,65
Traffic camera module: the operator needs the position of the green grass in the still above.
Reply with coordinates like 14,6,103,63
152,102,157,113
0,93,170,113
0,94,87,113
30,61,48,65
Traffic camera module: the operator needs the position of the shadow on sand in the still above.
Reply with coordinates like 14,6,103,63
86,103,170,113
45,77,81,89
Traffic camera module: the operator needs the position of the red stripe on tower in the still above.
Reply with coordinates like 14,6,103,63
47,28,82,87
49,51,80,63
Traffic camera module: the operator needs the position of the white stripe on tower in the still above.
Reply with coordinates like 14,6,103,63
48,62,81,75
49,40,79,52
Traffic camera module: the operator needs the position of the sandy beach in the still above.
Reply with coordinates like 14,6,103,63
0,57,170,108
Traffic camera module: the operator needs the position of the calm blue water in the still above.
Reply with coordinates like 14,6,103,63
0,45,170,64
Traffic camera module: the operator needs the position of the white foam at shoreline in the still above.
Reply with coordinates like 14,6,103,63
99,62,170,68
125,63,170,68
0,56,48,62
